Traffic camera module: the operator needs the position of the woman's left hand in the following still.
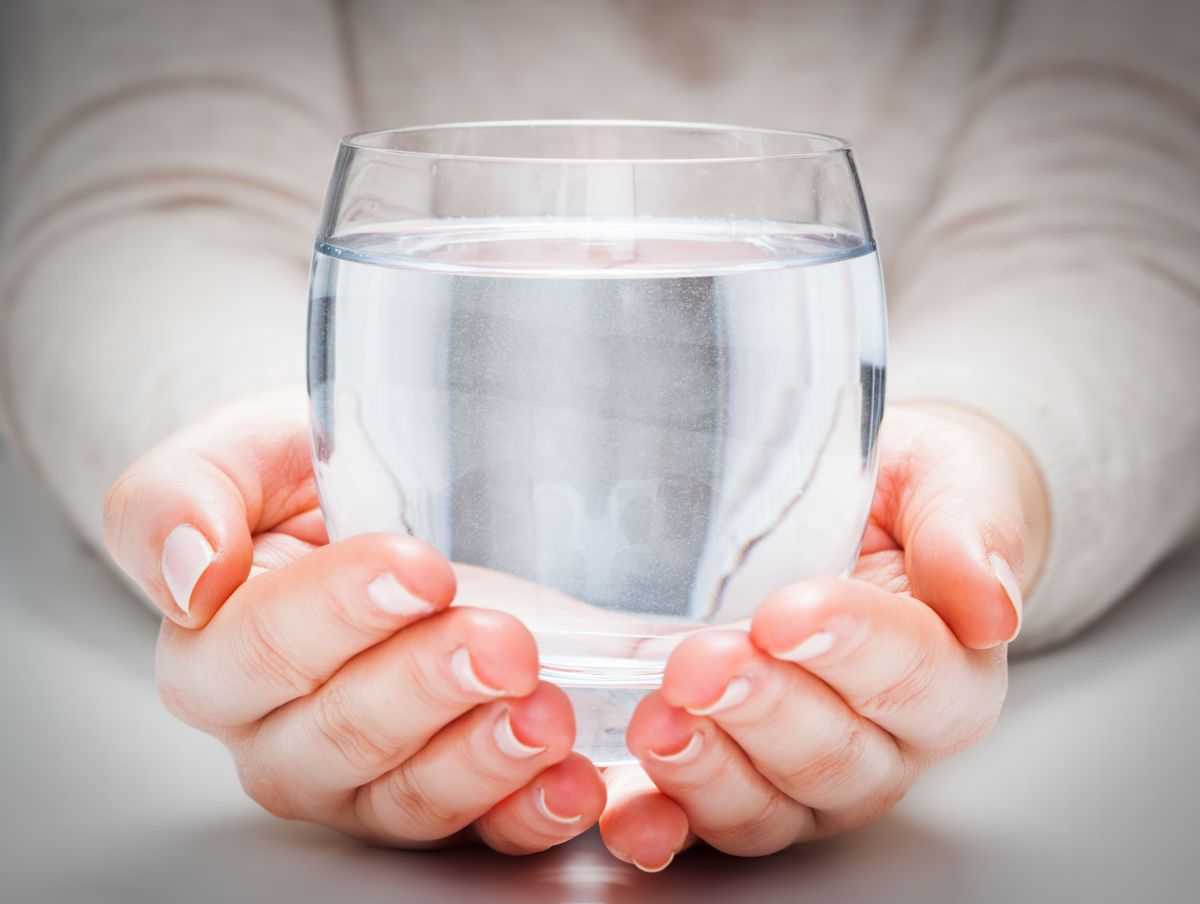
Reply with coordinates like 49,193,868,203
597,404,1049,871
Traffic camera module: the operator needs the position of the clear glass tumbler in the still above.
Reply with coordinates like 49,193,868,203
307,120,886,765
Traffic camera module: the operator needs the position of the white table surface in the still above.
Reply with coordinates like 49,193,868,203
3,443,1198,904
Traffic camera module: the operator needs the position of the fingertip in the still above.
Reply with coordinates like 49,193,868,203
346,533,456,620
508,682,577,756
749,578,840,654
103,465,254,628
388,534,457,608
953,574,1021,650
535,753,606,828
908,517,1025,650
988,552,1024,645
626,692,702,763
660,630,753,711
599,772,689,872
457,607,541,697
169,522,254,628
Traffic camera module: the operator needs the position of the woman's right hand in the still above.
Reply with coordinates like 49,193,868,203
102,389,606,852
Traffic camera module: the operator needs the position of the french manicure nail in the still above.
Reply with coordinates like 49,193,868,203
494,708,546,759
685,676,750,716
989,553,1024,643
648,732,703,765
534,785,582,825
633,852,675,873
161,525,215,615
450,647,509,698
366,572,436,617
778,629,836,662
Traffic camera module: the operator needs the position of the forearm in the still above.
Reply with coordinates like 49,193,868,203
1,206,310,549
0,0,350,547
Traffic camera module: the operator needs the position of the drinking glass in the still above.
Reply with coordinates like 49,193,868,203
307,120,886,765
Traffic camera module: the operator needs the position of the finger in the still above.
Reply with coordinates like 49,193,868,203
650,630,904,819
751,578,1007,752
598,766,693,872
103,387,314,626
878,407,1029,648
625,690,815,856
473,754,607,854
158,533,457,728
247,606,540,796
355,682,575,845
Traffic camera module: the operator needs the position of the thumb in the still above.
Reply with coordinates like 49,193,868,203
905,496,1024,650
102,388,314,627
886,405,1042,649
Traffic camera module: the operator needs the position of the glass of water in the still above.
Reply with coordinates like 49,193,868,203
307,121,886,765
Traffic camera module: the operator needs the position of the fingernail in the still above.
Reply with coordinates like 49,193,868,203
633,852,675,873
494,707,546,759
366,572,436,617
534,785,582,825
685,676,750,716
161,525,215,615
648,732,703,765
989,553,1024,643
450,647,508,698
777,629,836,662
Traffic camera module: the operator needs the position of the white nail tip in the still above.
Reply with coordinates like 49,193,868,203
648,732,703,765
989,553,1024,642
450,647,508,698
633,853,675,873
779,630,836,662
366,573,435,617
161,525,215,615
534,786,582,826
685,676,751,716
494,710,546,759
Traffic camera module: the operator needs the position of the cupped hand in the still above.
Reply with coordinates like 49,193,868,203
599,404,1049,870
103,389,605,853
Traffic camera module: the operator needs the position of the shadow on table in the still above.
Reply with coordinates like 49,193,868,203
42,813,964,904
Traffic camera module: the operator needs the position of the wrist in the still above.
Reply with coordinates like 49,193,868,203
889,400,1050,595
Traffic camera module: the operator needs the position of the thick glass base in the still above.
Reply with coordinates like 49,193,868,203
537,641,676,766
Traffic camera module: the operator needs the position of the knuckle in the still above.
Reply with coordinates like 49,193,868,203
101,471,137,558
236,758,298,821
369,761,460,842
322,581,374,638
154,626,213,729
393,639,459,712
311,683,395,774
235,609,321,699
937,691,1005,757
663,733,740,797
454,718,512,786
859,643,939,718
778,719,875,794
702,793,800,856
817,779,913,837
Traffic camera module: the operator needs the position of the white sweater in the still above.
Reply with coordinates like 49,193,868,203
1,0,1198,650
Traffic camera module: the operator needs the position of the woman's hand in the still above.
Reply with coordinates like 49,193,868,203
598,404,1049,870
103,389,606,853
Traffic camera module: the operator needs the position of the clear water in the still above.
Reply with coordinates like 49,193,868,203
307,217,886,764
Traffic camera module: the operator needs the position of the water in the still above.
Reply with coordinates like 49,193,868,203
307,217,886,764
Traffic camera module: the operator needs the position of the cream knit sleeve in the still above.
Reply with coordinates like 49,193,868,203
0,0,353,550
886,0,1200,650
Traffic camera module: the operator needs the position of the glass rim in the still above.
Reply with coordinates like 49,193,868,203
340,119,853,165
